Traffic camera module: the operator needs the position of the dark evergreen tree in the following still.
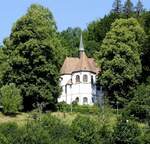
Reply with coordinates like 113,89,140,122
3,4,65,110
112,0,122,14
123,0,134,18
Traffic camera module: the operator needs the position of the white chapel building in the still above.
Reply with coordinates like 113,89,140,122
58,34,103,105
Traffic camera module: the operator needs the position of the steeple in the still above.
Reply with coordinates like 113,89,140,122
79,33,84,58
79,33,84,52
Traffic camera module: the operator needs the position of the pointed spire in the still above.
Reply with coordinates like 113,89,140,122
79,33,84,52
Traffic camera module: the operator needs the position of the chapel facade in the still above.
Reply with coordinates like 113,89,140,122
58,34,103,105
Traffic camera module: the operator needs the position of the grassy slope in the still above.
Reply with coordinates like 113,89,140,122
0,106,118,128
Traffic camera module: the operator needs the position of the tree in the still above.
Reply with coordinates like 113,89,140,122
141,12,150,81
112,0,122,14
123,0,134,18
3,4,65,110
96,18,145,107
0,48,10,87
60,27,81,57
135,0,144,17
84,13,120,57
0,83,23,114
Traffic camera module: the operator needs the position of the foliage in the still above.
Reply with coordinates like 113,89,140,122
60,27,81,57
96,18,145,107
57,102,100,114
125,81,150,121
2,4,64,110
0,83,22,115
0,122,18,144
40,114,77,144
0,48,10,87
84,13,120,57
141,11,150,80
71,115,100,144
113,118,141,144
141,128,150,144
97,124,113,144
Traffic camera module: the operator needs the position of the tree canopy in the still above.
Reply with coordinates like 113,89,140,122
2,4,65,110
96,18,145,107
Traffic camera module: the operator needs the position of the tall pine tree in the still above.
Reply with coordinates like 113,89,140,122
135,0,144,17
123,0,134,18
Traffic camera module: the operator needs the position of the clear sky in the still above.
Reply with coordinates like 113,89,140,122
0,0,149,44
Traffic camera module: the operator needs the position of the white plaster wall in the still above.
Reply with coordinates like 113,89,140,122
58,71,103,105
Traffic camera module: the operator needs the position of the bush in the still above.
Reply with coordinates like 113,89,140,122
0,133,9,144
0,122,18,144
14,122,50,144
125,83,150,121
112,118,141,144
0,114,77,144
71,115,100,144
57,102,100,114
141,128,150,144
0,83,23,115
40,114,77,144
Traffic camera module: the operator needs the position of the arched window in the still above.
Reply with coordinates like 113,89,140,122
76,75,80,83
75,97,79,103
83,75,88,83
83,97,88,104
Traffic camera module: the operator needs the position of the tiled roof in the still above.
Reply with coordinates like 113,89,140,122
60,52,100,75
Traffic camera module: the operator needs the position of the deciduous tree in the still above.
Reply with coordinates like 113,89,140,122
96,18,145,107
3,4,64,110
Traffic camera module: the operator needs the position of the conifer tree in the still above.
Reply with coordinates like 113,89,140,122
123,0,134,18
112,0,122,14
135,0,144,17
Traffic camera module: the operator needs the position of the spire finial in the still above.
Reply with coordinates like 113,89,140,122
79,33,84,51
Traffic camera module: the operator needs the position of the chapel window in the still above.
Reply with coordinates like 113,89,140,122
83,74,88,83
76,75,80,83
83,97,88,104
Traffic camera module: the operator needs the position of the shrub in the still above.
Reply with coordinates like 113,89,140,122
0,122,18,144
71,115,100,144
125,83,150,121
112,118,141,144
0,83,23,115
40,114,77,144
0,133,9,144
14,122,50,144
141,128,150,144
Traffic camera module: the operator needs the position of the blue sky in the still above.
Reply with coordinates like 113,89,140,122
0,0,150,44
